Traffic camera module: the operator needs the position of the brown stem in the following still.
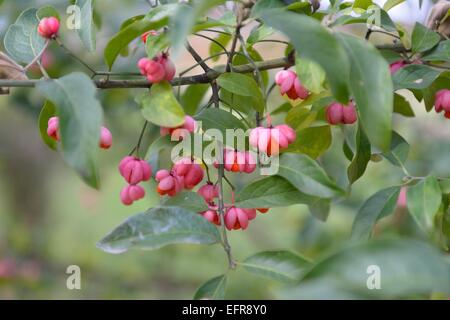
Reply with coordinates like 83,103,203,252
186,42,211,72
0,57,293,89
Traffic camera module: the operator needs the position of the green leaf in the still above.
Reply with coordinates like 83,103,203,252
296,56,325,94
382,131,409,167
235,176,318,208
308,199,331,222
233,46,269,89
145,31,170,58
242,251,310,283
163,192,208,213
283,125,332,159
180,84,209,115
144,134,177,172
285,107,316,130
351,187,401,240
36,73,102,188
383,0,405,11
209,32,231,62
104,5,176,69
194,108,247,140
271,102,292,115
261,10,350,103
336,32,393,152
423,75,450,112
393,93,415,117
136,81,185,127
393,64,442,90
396,23,411,50
4,8,46,64
75,0,96,52
353,0,373,10
280,239,450,299
407,175,442,233
97,206,221,254
38,100,57,150
216,73,265,113
220,89,253,114
251,0,285,17
194,275,226,300
422,40,450,62
411,22,441,54
347,124,371,184
247,25,274,46
36,6,60,20
277,153,344,198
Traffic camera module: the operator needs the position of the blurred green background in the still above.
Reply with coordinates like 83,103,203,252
0,0,447,299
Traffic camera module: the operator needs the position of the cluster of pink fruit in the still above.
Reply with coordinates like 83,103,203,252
274,69,358,126
325,101,357,125
155,157,204,196
275,69,310,100
118,156,152,205
197,185,269,230
250,124,297,156
47,116,113,149
137,30,176,84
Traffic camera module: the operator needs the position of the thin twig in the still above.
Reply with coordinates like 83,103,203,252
193,33,231,59
55,37,96,75
128,121,149,157
202,29,232,36
186,42,211,72
226,23,242,72
223,174,235,190
24,40,50,71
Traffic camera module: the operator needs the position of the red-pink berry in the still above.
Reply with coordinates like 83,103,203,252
137,54,176,84
47,116,60,141
435,89,450,113
249,125,296,156
326,101,357,125
200,209,220,225
275,70,309,100
197,183,219,203
120,184,146,206
38,17,60,39
99,126,113,149
389,60,407,74
118,156,152,185
145,59,166,83
224,207,250,230
157,54,176,81
326,103,344,125
155,169,184,196
397,186,407,209
342,102,357,124
173,158,204,189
